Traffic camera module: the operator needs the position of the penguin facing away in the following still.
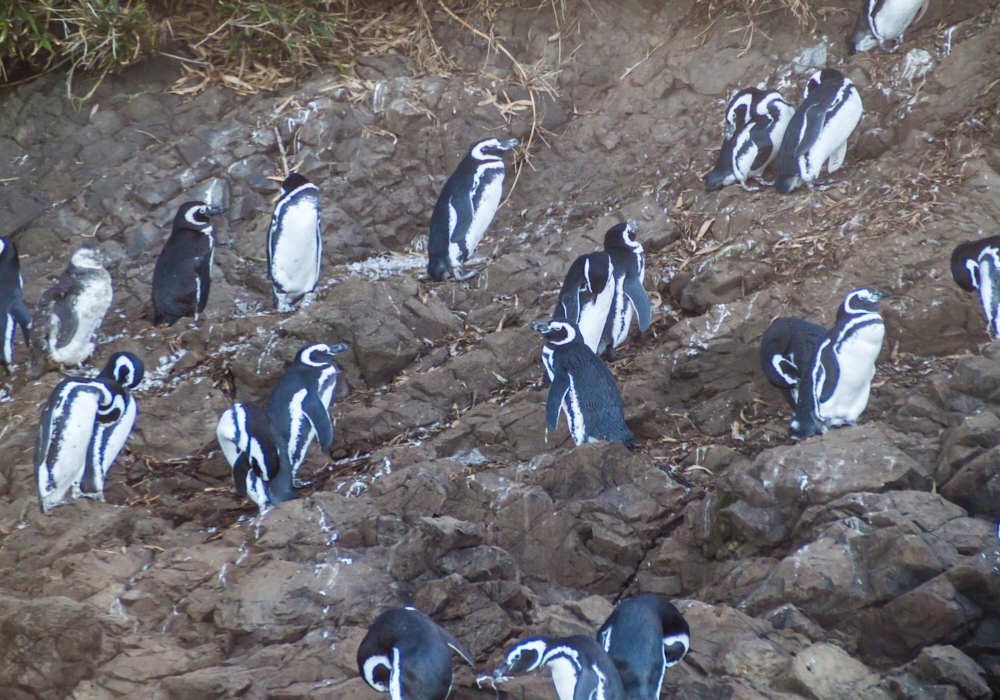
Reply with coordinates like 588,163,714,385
759,317,829,409
790,287,887,439
600,221,651,359
267,173,322,313
849,0,928,53
35,376,126,513
774,70,863,194
357,606,475,700
951,236,1000,339
216,402,293,512
30,248,113,376
533,319,633,447
553,252,616,354
597,595,691,700
265,342,348,486
0,237,31,369
492,635,627,700
427,137,519,282
152,201,227,326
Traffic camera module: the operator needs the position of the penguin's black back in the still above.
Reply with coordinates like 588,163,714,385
265,362,321,441
774,70,846,192
232,403,293,504
556,635,628,700
553,343,633,445
759,317,828,408
0,237,30,360
952,236,1000,291
427,151,480,281
152,229,211,325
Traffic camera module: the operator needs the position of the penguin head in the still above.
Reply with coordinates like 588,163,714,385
101,352,145,390
604,221,641,251
705,137,737,191
839,287,887,316
531,320,581,346
428,256,451,282
723,88,760,139
582,254,612,294
848,5,878,55
470,137,520,161
774,172,802,194
803,69,845,99
494,638,550,678
298,342,349,367
69,248,108,270
174,201,228,234
281,172,312,194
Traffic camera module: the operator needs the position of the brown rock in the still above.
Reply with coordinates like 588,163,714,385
777,643,890,700
903,645,992,700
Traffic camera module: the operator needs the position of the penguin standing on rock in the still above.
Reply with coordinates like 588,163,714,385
216,402,293,512
357,606,475,700
0,237,31,369
492,635,626,700
30,248,113,377
553,252,616,354
600,221,651,359
427,137,519,282
152,201,227,326
265,342,348,487
533,319,633,446
267,173,322,313
597,595,690,700
774,70,863,194
759,317,829,409
951,236,1000,339
790,287,887,439
849,0,928,53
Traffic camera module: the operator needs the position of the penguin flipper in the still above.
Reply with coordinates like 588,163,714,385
546,372,570,430
303,390,334,452
623,277,652,331
194,254,212,313
827,139,848,173
12,298,31,346
572,664,599,700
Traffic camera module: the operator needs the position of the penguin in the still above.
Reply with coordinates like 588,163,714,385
849,0,928,53
759,317,829,409
30,248,113,377
265,342,348,486
951,236,1000,339
600,222,651,359
774,70,863,194
553,252,616,354
35,376,126,513
597,595,690,700
533,319,633,447
0,237,31,369
705,88,795,191
267,173,322,313
427,137,519,282
80,352,145,501
152,201,227,326
357,606,475,700
790,287,887,439
492,635,626,700
216,402,293,512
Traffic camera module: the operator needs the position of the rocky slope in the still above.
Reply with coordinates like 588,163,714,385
1,0,1000,698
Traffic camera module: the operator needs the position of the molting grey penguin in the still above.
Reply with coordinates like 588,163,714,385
705,88,795,191
427,137,519,282
849,0,928,53
492,635,626,700
951,236,1000,339
30,248,113,377
357,606,475,700
533,319,633,447
790,287,887,439
600,222,651,359
265,342,348,487
774,70,863,194
152,201,227,326
0,237,31,369
267,173,322,313
35,376,126,512
597,595,690,700
216,402,293,512
759,317,829,409
553,252,616,354
81,352,144,501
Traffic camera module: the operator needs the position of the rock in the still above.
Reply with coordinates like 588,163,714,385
0,185,49,237
680,261,775,314
903,645,991,700
777,643,890,700
940,446,1000,517
388,516,483,581
564,595,614,626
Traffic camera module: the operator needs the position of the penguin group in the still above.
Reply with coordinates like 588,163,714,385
357,594,689,700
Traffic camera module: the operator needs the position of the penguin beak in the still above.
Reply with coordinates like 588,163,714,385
499,138,519,150
872,290,888,301
492,663,513,682
328,343,349,356
205,205,228,216
530,321,552,334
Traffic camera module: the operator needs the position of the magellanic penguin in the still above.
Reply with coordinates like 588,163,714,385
265,342,348,487
705,88,795,191
553,252,616,354
152,201,227,326
492,635,626,700
216,402,293,513
597,595,690,700
600,222,651,359
849,0,928,53
427,137,519,282
533,319,633,447
35,376,126,513
759,317,829,409
357,606,475,700
774,70,863,194
30,248,113,377
790,287,887,439
0,237,31,369
951,236,1000,339
81,352,144,501
267,173,322,313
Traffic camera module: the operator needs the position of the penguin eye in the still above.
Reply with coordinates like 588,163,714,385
195,208,210,223
372,665,390,686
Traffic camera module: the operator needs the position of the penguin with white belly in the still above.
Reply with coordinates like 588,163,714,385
0,237,31,370
849,0,928,53
553,252,616,355
216,402,293,513
267,173,322,313
600,221,651,359
492,635,626,700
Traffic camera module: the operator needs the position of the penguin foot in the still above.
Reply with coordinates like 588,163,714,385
807,178,842,192
755,177,774,187
453,267,481,281
740,182,765,193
